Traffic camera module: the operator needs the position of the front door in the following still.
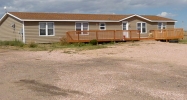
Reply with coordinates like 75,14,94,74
122,22,129,38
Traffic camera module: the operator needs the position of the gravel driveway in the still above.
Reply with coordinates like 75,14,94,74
0,41,187,100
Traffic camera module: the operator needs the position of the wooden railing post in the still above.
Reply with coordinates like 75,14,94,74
96,31,98,45
182,28,184,39
78,31,80,43
138,30,140,40
114,30,116,43
66,32,69,43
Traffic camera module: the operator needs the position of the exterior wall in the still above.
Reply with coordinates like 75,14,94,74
124,16,155,37
24,21,75,43
123,16,175,37
167,22,175,29
89,22,99,30
89,22,121,30
24,21,122,43
24,19,175,43
0,16,23,41
106,22,122,30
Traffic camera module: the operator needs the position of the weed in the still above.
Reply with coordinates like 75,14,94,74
0,39,24,47
60,36,68,45
63,50,72,54
89,39,98,45
29,42,38,48
129,43,140,46
179,39,187,44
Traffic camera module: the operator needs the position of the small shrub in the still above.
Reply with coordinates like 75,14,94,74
78,42,86,46
60,36,68,45
89,39,98,45
110,41,115,44
29,42,38,48
70,43,86,47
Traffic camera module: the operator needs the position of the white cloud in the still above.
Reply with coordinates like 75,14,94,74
157,12,176,18
0,0,186,17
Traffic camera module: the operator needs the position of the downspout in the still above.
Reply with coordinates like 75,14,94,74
22,21,25,43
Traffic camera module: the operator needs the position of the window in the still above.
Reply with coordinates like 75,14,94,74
158,22,166,30
99,23,106,30
39,22,54,36
137,22,147,33
75,22,89,35
122,21,129,30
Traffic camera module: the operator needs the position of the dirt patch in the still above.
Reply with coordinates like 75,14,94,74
0,41,187,100
15,79,84,96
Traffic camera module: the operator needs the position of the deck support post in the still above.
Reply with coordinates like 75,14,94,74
96,31,98,45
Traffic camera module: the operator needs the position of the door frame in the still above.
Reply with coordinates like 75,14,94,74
122,21,129,38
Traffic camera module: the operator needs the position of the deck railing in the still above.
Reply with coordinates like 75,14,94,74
66,30,140,43
151,28,184,40
66,28,184,43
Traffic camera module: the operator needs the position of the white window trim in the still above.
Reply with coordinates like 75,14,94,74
158,22,167,30
99,22,106,30
75,22,89,35
137,22,147,34
39,22,55,36
122,21,129,30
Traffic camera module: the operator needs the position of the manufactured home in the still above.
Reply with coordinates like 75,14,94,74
0,12,177,43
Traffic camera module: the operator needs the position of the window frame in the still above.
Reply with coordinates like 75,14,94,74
158,22,167,30
137,22,147,34
99,22,106,30
122,21,128,30
75,22,89,35
39,22,55,36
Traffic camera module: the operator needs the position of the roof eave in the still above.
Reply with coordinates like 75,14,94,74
22,19,119,22
0,13,7,21
7,12,23,21
0,13,8,24
119,14,152,22
119,14,177,22
151,20,177,22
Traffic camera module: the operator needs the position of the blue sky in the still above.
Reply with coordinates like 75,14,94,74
0,0,187,30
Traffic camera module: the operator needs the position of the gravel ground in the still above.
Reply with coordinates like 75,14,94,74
0,41,187,100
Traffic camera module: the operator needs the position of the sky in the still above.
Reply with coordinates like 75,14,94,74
0,0,187,30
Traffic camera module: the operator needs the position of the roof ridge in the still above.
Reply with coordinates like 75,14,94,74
9,12,133,16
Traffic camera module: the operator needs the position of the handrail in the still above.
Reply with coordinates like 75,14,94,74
66,30,140,43
152,28,184,40
65,29,183,43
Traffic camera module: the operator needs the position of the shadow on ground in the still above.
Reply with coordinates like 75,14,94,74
15,79,84,97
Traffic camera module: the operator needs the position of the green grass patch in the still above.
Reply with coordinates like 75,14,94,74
0,40,110,51
179,39,187,44
0,39,24,47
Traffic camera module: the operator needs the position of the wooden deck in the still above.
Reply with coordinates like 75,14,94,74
151,28,184,40
66,29,184,43
66,30,141,43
